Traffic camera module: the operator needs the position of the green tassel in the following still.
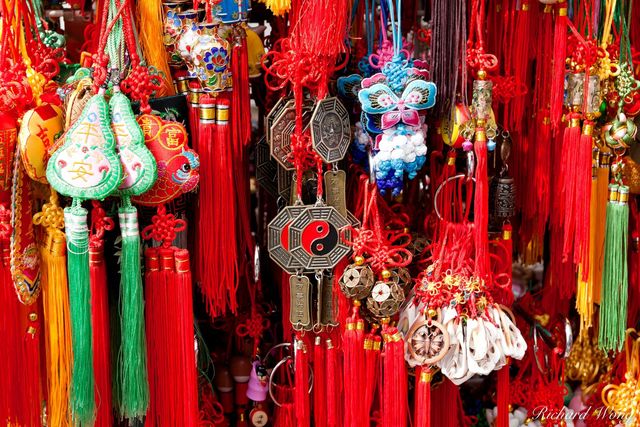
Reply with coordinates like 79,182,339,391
64,203,96,425
118,202,149,420
599,184,629,352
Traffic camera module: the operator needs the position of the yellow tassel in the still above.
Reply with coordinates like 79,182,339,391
136,0,176,97
264,0,291,16
35,191,72,427
576,159,609,331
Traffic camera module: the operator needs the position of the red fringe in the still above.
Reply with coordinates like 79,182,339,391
294,339,310,427
474,134,490,280
431,379,459,427
90,243,112,427
363,328,380,420
575,123,594,280
414,367,431,427
496,361,510,427
342,305,365,427
273,385,296,427
313,337,327,427
381,326,407,427
325,339,340,427
196,95,239,316
550,2,568,131
145,248,198,427
0,228,42,426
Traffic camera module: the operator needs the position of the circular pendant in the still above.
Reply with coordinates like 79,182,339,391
406,317,450,365
372,282,391,302
366,281,404,318
268,205,306,272
311,97,351,163
288,205,351,270
339,263,375,299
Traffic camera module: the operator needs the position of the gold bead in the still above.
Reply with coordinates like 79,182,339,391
427,308,437,319
29,313,37,321
381,270,391,279
353,299,361,307
477,70,487,80
354,256,365,266
525,418,532,425
508,404,513,412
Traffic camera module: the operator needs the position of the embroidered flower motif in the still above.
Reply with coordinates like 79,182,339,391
203,46,229,73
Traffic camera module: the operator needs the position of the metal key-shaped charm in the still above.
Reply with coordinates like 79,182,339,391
289,274,312,330
324,170,347,218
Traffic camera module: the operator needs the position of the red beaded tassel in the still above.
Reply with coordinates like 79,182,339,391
550,2,568,130
314,337,327,427
496,359,510,427
414,367,432,427
89,202,114,427
196,95,238,316
381,325,407,427
294,338,310,427
342,303,365,427
143,207,199,427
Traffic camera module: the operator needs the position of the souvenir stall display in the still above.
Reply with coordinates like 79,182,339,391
3,0,640,426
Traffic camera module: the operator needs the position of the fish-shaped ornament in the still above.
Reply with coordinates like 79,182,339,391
132,114,199,206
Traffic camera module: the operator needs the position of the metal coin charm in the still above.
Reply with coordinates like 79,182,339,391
393,267,412,293
311,97,351,163
288,205,351,270
339,263,375,300
268,205,306,272
406,317,450,365
289,275,312,330
366,281,404,318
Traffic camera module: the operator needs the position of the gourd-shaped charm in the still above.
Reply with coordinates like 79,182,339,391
110,86,157,197
46,88,122,200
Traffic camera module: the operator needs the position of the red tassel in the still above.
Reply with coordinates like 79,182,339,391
144,236,198,426
496,360,510,427
90,238,112,427
294,338,310,427
474,131,490,280
414,367,432,427
89,202,113,427
273,385,296,427
313,337,327,427
325,339,340,427
431,379,459,427
382,325,407,427
22,307,43,427
550,2,568,131
187,82,202,152
196,95,239,316
575,121,595,280
506,0,531,133
342,304,365,427
363,328,380,420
